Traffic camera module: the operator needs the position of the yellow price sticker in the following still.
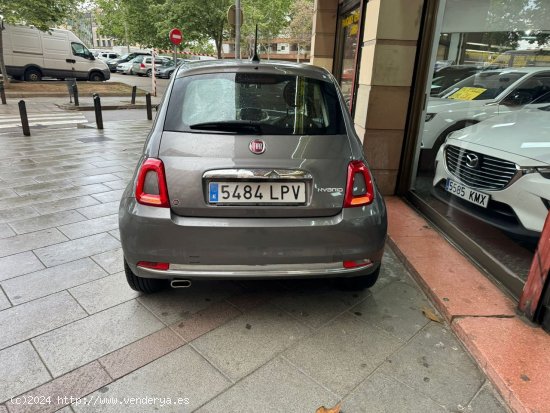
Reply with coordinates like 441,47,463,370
448,87,487,101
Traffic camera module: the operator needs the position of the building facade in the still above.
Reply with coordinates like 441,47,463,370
311,0,550,316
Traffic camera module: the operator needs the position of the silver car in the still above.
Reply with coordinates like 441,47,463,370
119,60,387,293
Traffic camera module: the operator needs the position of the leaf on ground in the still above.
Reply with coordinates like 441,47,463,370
422,306,444,323
316,402,341,413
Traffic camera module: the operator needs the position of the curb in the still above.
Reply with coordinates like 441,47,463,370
58,104,149,111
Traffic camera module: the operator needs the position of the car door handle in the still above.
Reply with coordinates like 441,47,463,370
66,59,76,64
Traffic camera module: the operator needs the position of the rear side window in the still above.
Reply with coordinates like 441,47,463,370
164,72,347,135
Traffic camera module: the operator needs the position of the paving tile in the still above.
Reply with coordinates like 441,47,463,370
0,342,51,404
0,252,45,282
0,289,10,310
0,229,68,258
90,190,124,204
2,258,107,305
225,290,279,313
70,174,120,186
0,206,39,225
76,201,119,219
4,361,111,413
53,183,112,200
13,180,73,196
380,323,485,410
33,233,120,267
170,301,242,342
90,248,123,274
69,272,139,314
0,188,17,198
103,180,128,190
32,300,164,377
9,210,86,235
0,177,38,189
98,328,184,379
58,214,118,239
107,230,120,240
0,405,7,413
137,281,242,325
341,371,446,413
80,166,130,176
0,192,58,210
73,346,230,413
192,304,311,381
350,280,432,341
33,196,100,215
0,291,87,350
454,317,550,413
284,312,402,396
0,224,15,239
467,382,508,413
197,357,339,413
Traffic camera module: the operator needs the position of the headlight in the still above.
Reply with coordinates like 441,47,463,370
425,113,436,122
537,167,550,179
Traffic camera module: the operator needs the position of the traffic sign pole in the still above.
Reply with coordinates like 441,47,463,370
235,0,241,59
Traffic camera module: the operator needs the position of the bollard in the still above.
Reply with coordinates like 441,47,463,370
146,93,152,120
18,100,31,136
131,86,137,105
93,93,103,130
0,82,6,105
72,83,79,107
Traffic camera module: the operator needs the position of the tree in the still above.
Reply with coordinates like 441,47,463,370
0,0,78,85
286,0,314,61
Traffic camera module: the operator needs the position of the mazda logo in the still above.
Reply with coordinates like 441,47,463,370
465,153,480,169
249,139,266,155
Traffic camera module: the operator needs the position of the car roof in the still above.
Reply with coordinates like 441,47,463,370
174,60,332,81
483,66,550,74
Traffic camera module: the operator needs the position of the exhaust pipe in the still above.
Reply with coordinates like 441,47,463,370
171,279,192,288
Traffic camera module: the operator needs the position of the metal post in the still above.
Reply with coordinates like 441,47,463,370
235,0,241,59
131,86,137,105
18,100,30,136
146,93,152,120
173,44,177,66
0,81,6,105
93,93,103,130
72,83,79,107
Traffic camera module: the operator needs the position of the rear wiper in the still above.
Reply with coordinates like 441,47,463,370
189,121,262,133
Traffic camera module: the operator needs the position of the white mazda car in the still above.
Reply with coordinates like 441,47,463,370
432,97,550,238
422,67,550,168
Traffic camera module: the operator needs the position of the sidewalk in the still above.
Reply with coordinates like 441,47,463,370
0,112,527,413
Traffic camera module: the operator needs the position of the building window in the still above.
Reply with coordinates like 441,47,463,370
409,0,550,298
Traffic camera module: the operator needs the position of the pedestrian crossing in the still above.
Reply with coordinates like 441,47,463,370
0,112,88,130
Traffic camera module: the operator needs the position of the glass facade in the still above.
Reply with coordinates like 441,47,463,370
411,0,550,291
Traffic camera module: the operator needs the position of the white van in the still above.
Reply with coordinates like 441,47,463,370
2,24,110,81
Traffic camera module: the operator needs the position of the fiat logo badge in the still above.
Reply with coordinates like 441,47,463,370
249,139,266,155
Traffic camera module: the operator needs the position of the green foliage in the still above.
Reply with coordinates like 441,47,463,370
0,0,78,30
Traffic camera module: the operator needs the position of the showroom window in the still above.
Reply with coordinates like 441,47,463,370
409,0,550,298
334,0,363,113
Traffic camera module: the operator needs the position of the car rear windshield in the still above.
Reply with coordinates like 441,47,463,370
164,72,347,135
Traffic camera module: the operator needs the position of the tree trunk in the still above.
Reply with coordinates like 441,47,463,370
0,23,11,87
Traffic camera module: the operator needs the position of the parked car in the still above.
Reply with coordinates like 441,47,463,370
107,51,151,72
154,58,187,78
131,55,170,77
432,93,550,237
96,51,120,61
116,57,141,75
119,60,387,293
421,67,550,169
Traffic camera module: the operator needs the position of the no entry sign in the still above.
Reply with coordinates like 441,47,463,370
169,28,183,45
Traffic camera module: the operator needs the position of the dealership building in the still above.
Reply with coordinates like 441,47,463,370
308,0,550,322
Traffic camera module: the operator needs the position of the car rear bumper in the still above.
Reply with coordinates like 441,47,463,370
119,196,387,280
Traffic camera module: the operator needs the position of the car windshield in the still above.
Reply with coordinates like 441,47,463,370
164,72,346,135
438,71,525,100
119,54,129,60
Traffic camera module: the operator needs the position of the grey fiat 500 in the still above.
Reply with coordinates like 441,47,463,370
119,60,387,293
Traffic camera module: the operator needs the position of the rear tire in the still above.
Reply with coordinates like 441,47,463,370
24,67,42,81
124,260,166,293
146,69,152,77
338,266,381,290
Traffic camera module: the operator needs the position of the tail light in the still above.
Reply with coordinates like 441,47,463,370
137,261,170,270
343,258,373,269
344,160,374,207
135,158,170,207
140,63,145,68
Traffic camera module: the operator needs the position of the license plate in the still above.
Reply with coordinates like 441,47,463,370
208,182,306,204
445,179,489,208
